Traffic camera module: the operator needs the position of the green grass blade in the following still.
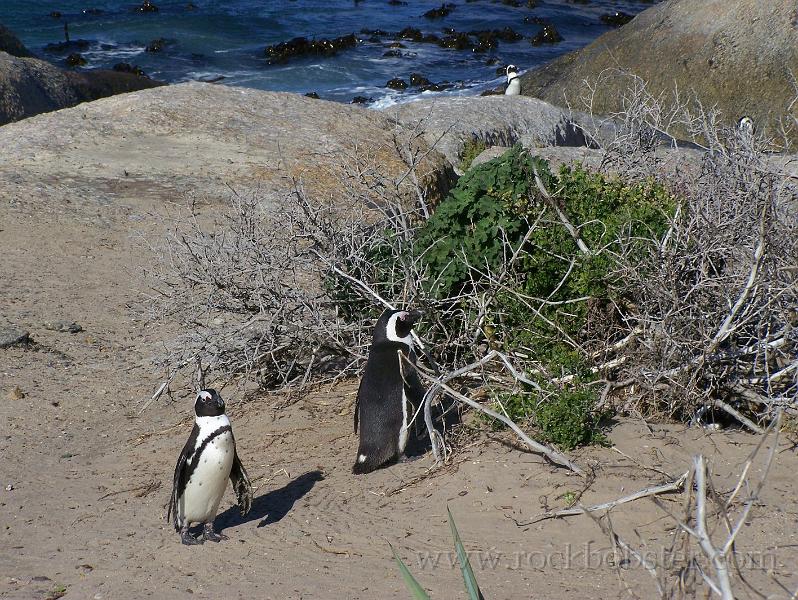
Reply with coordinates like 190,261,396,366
448,507,484,600
390,542,431,600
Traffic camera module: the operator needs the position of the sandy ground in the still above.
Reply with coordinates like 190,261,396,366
2,183,798,600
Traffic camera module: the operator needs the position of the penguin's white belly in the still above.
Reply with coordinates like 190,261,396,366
179,431,234,525
505,79,520,95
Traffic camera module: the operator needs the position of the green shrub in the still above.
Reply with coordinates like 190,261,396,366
415,145,674,447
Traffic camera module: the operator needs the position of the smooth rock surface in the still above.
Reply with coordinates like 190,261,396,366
385,95,586,172
0,82,451,216
519,0,798,143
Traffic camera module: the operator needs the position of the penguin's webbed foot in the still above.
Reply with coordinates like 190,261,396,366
202,522,228,543
180,526,204,546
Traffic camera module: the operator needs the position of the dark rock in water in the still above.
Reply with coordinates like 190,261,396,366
387,0,408,5
186,2,198,9
361,28,389,36
530,24,563,45
386,77,408,89
264,33,357,64
113,62,149,77
49,11,63,18
600,11,633,27
82,8,104,15
66,53,87,67
386,42,406,48
396,27,423,41
497,26,523,42
45,39,91,53
383,49,403,57
0,327,31,349
472,32,497,52
424,3,455,19
137,0,159,12
495,64,509,76
500,0,520,7
526,0,538,6
1,23,33,58
146,38,168,52
421,34,440,43
351,95,374,104
420,82,449,92
524,15,546,25
410,73,432,87
485,57,499,65
438,32,471,50
305,91,320,99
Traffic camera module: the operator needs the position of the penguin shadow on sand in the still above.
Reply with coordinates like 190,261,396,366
215,470,324,533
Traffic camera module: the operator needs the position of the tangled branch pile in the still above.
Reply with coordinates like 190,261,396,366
143,89,797,443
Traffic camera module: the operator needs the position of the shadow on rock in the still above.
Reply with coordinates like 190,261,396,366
215,470,324,532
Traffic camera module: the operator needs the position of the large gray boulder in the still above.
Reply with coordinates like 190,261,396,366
384,95,586,172
519,0,798,144
0,82,451,214
0,51,163,126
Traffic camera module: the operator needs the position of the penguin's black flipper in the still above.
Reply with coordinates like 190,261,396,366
230,449,253,516
167,423,199,530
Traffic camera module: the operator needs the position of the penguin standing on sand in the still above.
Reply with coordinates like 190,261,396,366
505,64,520,96
353,309,425,474
167,389,253,545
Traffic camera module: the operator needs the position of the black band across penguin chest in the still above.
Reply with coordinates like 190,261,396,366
180,425,233,494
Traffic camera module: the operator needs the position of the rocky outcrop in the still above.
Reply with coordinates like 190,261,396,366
0,23,32,58
519,0,798,143
0,51,162,126
0,82,452,215
385,95,586,172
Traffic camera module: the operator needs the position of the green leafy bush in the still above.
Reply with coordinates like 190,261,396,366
416,145,674,446
496,385,610,450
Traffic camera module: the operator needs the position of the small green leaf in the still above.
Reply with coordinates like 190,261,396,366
447,507,484,600
390,542,431,600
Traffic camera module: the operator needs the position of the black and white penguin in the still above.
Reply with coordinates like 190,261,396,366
167,389,253,545
505,64,520,96
353,308,425,474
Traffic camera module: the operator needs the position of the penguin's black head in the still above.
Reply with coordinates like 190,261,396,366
373,308,423,346
194,388,225,417
506,64,518,79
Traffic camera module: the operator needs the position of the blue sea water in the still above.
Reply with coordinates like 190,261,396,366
1,0,658,106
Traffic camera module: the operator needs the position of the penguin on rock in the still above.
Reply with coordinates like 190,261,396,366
504,64,520,96
167,389,253,545
353,309,426,474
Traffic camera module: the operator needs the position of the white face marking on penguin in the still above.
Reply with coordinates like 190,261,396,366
506,64,519,82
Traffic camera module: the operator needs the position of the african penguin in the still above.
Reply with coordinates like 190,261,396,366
167,389,253,545
505,65,520,96
353,308,425,474
738,115,754,137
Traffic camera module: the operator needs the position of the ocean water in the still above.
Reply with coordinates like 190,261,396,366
2,0,658,106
